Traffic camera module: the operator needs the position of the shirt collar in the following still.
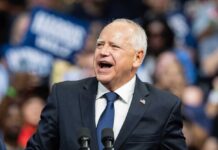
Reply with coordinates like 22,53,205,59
96,76,136,104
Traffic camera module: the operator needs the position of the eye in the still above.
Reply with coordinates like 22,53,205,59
96,42,104,49
111,44,120,49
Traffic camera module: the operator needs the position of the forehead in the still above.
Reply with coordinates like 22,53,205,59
98,22,134,43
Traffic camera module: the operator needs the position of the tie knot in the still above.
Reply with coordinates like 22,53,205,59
104,92,118,103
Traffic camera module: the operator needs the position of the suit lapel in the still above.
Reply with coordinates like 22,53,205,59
79,77,98,150
114,77,151,149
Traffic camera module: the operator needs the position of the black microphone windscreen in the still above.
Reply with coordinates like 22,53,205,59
77,127,91,140
101,128,114,144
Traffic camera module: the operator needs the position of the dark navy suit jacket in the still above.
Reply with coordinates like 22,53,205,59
26,77,187,150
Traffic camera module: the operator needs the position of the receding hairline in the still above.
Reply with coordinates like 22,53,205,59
110,18,141,28
97,19,137,43
105,19,141,34
109,19,147,53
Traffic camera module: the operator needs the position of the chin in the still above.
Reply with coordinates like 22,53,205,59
96,74,112,84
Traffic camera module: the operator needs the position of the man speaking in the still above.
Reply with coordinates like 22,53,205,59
25,19,187,150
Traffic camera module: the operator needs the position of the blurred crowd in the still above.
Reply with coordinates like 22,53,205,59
0,0,218,150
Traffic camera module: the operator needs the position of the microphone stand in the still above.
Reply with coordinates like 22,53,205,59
77,127,91,150
102,128,114,150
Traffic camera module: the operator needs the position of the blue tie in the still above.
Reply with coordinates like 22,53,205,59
97,92,118,150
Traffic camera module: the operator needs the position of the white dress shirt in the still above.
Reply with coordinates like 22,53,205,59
95,76,136,139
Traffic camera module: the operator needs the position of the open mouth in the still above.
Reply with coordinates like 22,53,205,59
99,61,113,68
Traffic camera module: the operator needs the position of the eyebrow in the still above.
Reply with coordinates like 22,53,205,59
96,39,103,43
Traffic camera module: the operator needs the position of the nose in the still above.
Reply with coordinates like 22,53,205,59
100,45,110,56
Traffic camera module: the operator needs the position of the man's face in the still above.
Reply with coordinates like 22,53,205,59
93,22,144,90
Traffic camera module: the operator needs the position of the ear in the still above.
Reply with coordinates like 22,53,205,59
133,50,144,68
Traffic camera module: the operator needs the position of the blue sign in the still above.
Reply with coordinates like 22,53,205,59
22,7,89,60
5,46,54,77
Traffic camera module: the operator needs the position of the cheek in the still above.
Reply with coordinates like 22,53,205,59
114,55,133,70
94,50,101,60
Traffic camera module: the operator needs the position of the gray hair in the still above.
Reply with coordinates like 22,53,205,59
111,18,147,55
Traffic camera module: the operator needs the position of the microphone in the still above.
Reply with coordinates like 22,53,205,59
77,127,91,150
101,128,114,150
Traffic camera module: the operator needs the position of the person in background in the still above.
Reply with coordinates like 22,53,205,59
0,96,23,150
18,95,45,149
154,51,186,98
140,14,196,85
182,86,212,150
0,135,6,150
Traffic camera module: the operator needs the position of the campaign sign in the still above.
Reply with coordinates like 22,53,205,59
5,46,54,77
22,7,89,60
